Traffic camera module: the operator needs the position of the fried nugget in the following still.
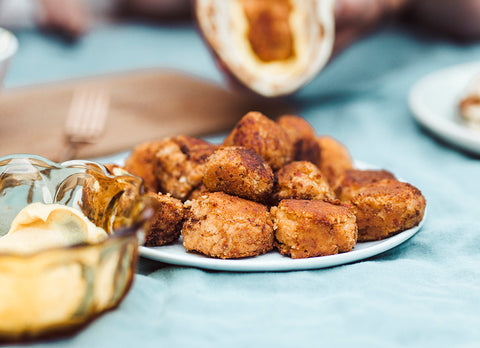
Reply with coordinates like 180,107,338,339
155,135,218,200
335,169,396,200
316,136,354,187
271,199,357,259
124,141,164,192
223,111,293,171
185,184,209,201
273,161,335,203
203,146,274,202
344,179,426,241
277,115,320,163
182,192,274,259
144,192,184,246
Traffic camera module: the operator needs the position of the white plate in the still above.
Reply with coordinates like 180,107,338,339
409,61,480,155
95,153,426,272
139,219,424,272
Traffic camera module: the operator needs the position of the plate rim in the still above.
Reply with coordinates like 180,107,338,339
409,61,480,154
139,214,425,272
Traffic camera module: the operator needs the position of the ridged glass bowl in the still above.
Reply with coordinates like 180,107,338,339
0,155,152,342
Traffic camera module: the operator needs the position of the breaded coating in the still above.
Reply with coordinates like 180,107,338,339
124,141,164,192
144,192,184,246
334,169,396,200
182,192,274,259
223,111,293,170
185,184,209,201
203,146,274,202
273,161,335,203
271,199,357,259
155,135,218,200
345,179,426,241
316,136,354,187
277,115,320,163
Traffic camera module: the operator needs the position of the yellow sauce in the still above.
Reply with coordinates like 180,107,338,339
0,203,107,254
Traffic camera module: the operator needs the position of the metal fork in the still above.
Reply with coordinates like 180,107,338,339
59,88,110,161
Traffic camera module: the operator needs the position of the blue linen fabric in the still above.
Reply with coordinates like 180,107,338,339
4,22,480,347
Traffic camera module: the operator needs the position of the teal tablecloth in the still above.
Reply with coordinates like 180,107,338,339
5,22,480,347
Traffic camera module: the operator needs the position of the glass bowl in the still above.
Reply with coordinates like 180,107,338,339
0,154,152,342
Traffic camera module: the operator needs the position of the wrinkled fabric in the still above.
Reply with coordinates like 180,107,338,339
5,23,480,347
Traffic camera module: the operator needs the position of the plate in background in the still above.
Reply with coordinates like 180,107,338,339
409,61,480,155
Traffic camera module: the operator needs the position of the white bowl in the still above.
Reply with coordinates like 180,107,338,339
0,28,18,86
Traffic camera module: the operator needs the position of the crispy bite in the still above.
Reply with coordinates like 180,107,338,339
124,141,164,192
316,136,354,187
273,161,335,203
182,192,274,259
144,192,184,246
185,184,209,201
335,169,396,200
277,114,320,163
271,199,357,259
223,111,293,170
155,135,218,200
344,179,426,241
203,146,274,202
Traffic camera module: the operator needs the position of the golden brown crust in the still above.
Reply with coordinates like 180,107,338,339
315,136,354,187
273,161,335,203
124,141,164,192
277,114,320,163
144,192,184,246
223,111,293,171
182,192,274,259
272,199,357,259
203,146,274,202
346,179,426,241
155,135,218,200
185,184,210,201
335,169,396,200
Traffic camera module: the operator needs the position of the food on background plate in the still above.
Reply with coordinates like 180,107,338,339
222,111,293,170
273,161,335,203
195,0,335,97
203,146,274,202
459,75,480,129
0,203,107,254
271,199,357,259
119,110,426,259
182,192,274,259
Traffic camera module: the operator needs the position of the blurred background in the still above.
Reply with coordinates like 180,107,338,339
1,2,480,346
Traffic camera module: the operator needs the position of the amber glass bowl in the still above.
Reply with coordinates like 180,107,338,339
0,155,151,342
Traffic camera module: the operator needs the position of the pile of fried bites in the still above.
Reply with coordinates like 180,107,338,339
109,112,426,259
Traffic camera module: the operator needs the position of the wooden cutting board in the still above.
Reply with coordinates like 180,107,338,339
0,70,295,160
